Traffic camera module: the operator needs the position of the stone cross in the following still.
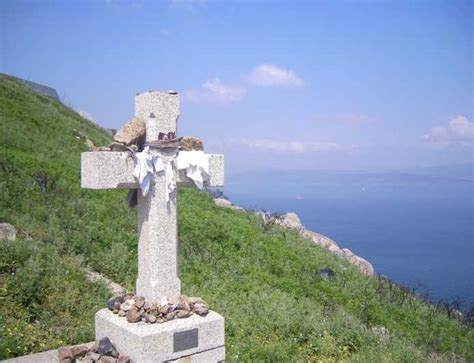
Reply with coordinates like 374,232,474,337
81,91,224,303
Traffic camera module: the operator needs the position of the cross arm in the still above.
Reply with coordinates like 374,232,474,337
81,152,224,189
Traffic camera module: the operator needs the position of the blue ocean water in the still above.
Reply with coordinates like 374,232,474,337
225,171,474,306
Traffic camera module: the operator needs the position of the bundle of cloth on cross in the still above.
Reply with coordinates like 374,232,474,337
97,115,208,206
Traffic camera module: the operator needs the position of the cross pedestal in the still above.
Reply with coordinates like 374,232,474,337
81,91,225,363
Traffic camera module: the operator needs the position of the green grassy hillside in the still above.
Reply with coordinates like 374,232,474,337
0,74,472,362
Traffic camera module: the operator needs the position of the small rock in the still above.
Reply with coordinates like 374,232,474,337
134,296,145,309
97,337,119,358
71,345,89,358
177,310,192,318
165,311,177,321
156,317,165,324
80,352,99,363
0,223,17,241
89,341,99,353
179,136,204,151
120,299,135,312
113,116,145,146
98,356,117,363
118,309,126,317
126,308,142,323
148,303,158,314
194,303,209,316
107,296,124,311
178,297,191,311
159,305,170,315
58,346,73,362
188,297,205,305
168,296,180,305
145,314,157,324
117,357,132,363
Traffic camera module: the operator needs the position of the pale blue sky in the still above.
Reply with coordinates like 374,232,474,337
1,0,472,172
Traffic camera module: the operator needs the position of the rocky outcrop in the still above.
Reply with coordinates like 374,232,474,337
0,223,17,241
213,198,245,211
340,248,374,276
179,136,203,151
275,213,304,231
301,230,341,254
212,199,375,276
113,117,146,146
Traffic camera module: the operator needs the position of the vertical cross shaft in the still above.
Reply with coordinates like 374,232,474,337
135,92,181,302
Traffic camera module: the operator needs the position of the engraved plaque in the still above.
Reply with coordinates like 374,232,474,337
173,328,199,352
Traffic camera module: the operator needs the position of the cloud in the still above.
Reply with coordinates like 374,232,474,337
186,78,245,104
242,138,360,154
422,116,474,147
247,64,303,87
75,108,94,122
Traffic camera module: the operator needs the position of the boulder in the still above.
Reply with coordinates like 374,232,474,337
0,223,17,241
113,116,145,146
276,212,304,231
179,136,204,151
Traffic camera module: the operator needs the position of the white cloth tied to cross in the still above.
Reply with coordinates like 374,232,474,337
133,148,209,200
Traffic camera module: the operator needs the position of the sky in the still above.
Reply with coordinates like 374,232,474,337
1,0,473,173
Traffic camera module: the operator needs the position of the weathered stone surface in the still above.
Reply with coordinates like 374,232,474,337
179,136,204,151
113,116,146,146
97,337,119,358
0,223,17,241
276,212,303,231
135,91,180,142
81,152,224,190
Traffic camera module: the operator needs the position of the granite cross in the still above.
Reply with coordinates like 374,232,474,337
81,91,224,303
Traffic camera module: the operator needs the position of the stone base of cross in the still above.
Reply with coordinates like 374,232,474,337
81,91,225,362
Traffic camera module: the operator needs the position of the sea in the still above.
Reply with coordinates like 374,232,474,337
224,169,474,309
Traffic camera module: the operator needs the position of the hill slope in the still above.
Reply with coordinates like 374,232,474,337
0,75,472,362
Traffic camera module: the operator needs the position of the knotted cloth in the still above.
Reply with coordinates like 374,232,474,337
133,148,209,201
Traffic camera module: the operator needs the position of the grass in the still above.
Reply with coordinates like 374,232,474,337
0,74,472,362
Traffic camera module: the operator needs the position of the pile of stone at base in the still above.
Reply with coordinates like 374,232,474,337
58,337,132,363
106,294,210,324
